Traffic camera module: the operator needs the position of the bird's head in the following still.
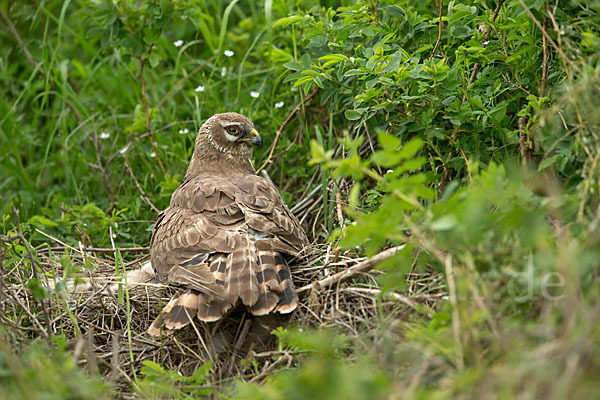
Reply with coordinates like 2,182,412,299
201,112,263,155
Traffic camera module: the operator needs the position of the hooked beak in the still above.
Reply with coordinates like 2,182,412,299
250,128,263,148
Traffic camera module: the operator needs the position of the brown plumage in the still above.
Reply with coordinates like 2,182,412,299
148,113,308,336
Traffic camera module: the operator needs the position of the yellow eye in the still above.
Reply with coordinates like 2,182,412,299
227,126,239,135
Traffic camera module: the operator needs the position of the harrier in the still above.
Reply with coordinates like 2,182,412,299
148,113,308,335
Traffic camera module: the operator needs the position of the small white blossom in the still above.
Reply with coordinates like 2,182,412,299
173,40,184,48
119,145,129,154
150,152,156,158
386,169,394,174
178,128,190,135
223,49,234,57
194,85,205,92
274,101,284,109
349,57,355,63
220,67,227,77
250,91,260,98
112,233,117,239
99,131,110,139
442,295,450,301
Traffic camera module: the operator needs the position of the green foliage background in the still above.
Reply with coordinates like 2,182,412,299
1,0,600,398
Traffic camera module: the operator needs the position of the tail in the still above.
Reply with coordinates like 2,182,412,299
148,250,298,336
148,254,228,336
197,248,298,319
249,250,298,316
147,291,199,336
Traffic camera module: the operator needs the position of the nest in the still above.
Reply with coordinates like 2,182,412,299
0,240,443,397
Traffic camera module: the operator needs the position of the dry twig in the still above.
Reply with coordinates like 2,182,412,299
123,156,160,214
429,0,444,61
256,88,319,174
298,245,406,293
10,206,53,343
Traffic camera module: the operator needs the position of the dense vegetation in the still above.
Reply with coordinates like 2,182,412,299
1,0,600,398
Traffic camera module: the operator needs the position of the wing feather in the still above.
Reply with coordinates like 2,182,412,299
149,173,307,335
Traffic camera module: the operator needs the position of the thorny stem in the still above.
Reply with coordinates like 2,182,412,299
463,0,507,101
124,156,160,214
256,88,319,175
140,44,167,175
429,0,444,61
540,7,549,98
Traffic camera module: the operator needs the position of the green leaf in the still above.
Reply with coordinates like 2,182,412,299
377,131,401,151
349,182,361,208
490,102,508,124
302,53,312,69
538,155,561,171
371,151,402,167
431,215,458,231
398,138,424,160
29,215,58,229
345,110,362,121
190,362,212,384
273,15,304,28
148,51,162,68
140,361,165,377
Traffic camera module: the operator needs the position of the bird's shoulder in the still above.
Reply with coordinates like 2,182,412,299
153,173,308,251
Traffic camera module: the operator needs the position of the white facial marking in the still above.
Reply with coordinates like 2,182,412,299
223,131,239,142
218,121,242,128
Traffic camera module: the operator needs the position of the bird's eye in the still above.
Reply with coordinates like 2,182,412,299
227,126,240,135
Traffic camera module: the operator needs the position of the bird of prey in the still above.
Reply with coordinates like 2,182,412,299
148,113,308,336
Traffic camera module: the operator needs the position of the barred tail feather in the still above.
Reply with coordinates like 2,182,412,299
196,293,233,322
273,253,298,314
196,254,234,321
147,292,198,336
249,251,297,316
249,250,279,315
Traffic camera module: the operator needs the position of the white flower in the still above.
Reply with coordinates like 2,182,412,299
119,145,129,154
195,85,205,92
386,169,394,174
99,131,110,139
275,101,284,109
173,40,184,48
250,91,260,98
223,49,234,57
178,128,190,135
221,67,227,77
349,57,355,63
150,152,156,158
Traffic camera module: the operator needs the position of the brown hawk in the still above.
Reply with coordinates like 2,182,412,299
147,112,308,336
